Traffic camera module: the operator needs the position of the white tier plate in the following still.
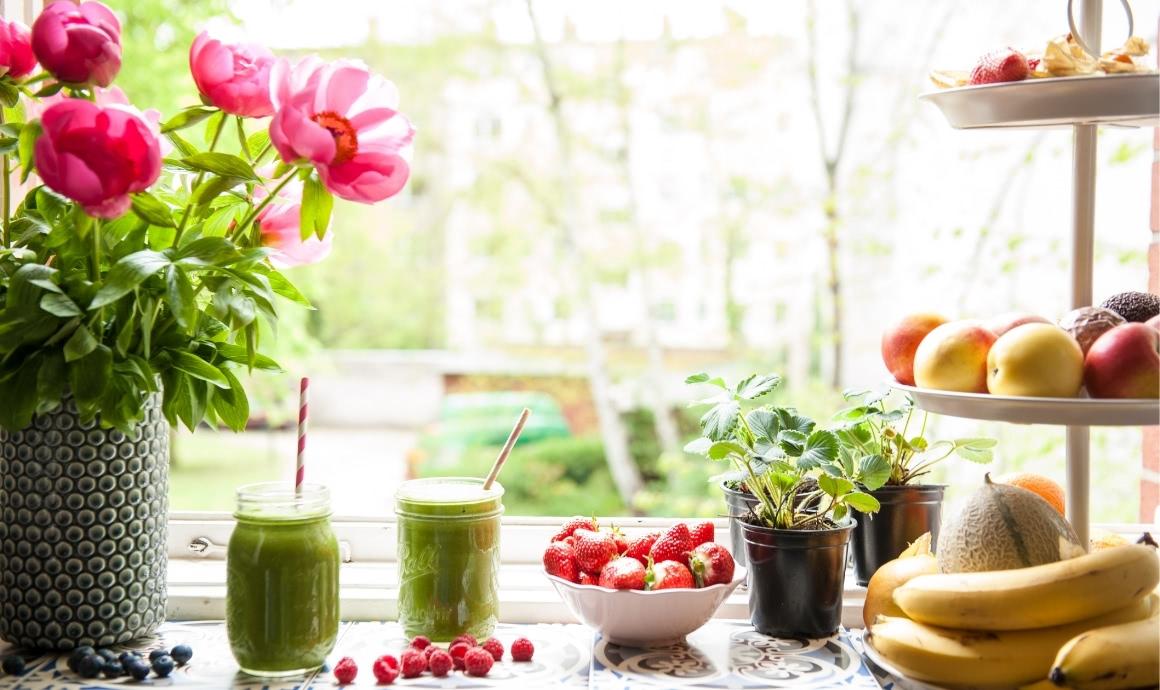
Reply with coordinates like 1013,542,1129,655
891,383,1160,426
920,72,1159,129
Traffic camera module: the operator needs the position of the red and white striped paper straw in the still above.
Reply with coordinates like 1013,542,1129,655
296,377,309,494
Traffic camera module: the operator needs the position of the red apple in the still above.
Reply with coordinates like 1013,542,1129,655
985,311,1051,338
1084,323,1160,399
881,313,949,385
913,320,997,393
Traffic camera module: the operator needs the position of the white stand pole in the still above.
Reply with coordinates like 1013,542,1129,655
1067,0,1102,548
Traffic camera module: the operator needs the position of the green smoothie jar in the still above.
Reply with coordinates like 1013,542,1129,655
395,478,503,641
226,483,340,677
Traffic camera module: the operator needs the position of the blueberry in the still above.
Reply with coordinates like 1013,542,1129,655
97,649,118,662
119,651,141,666
151,654,175,678
1,656,25,675
67,648,91,672
101,660,124,678
170,644,193,665
148,649,168,662
126,660,152,681
77,655,104,679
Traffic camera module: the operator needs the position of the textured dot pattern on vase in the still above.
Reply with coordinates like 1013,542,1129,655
0,395,168,649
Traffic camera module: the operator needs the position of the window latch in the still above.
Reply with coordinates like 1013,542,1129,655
187,536,353,563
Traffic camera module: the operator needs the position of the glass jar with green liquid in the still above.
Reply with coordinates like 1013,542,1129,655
226,483,340,677
395,478,503,641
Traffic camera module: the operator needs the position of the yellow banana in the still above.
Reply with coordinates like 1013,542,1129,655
867,596,1155,688
1048,612,1159,690
894,544,1159,630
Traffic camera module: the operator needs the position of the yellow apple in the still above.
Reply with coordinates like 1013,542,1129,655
987,323,1084,397
913,321,997,393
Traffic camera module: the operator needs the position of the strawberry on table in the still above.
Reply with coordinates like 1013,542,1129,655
969,47,1030,85
649,523,693,564
625,531,661,565
646,559,695,590
689,542,735,587
688,521,714,547
598,556,646,590
543,541,580,582
552,516,597,543
572,528,617,574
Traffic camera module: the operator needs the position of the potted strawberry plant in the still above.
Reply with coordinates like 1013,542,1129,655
831,389,995,586
684,373,880,638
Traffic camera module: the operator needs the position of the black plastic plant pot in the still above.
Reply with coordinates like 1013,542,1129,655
720,481,759,569
850,484,945,587
742,518,855,638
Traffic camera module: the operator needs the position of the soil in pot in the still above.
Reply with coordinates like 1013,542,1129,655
742,518,854,638
850,484,944,587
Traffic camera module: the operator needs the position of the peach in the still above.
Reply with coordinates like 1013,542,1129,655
913,320,997,393
1084,323,1160,399
985,312,1050,338
987,323,1083,397
881,313,948,386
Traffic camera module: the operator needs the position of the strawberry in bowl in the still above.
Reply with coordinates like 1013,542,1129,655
542,518,745,646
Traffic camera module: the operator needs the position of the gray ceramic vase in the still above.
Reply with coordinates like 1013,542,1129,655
0,394,169,650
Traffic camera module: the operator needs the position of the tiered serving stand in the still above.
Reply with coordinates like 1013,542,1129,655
910,0,1160,549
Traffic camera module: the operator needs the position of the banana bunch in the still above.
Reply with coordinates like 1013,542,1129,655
867,544,1160,689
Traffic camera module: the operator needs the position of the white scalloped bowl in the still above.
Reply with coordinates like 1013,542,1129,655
545,567,746,646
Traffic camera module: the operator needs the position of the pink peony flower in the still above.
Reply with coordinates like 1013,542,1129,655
189,32,275,118
0,18,35,79
255,178,332,268
26,87,170,156
31,0,121,87
34,99,161,218
269,57,413,203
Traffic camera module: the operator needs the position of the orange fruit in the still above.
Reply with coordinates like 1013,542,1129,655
995,472,1066,516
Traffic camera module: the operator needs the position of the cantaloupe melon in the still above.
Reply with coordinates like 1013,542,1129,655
936,474,1082,573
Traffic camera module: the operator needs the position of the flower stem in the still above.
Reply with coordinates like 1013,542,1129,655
1,108,9,249
173,113,228,244
240,172,296,247
88,218,100,281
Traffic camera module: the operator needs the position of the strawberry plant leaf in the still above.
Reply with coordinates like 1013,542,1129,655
734,373,781,400
799,429,839,470
843,491,881,513
857,453,892,490
699,400,740,441
746,408,780,441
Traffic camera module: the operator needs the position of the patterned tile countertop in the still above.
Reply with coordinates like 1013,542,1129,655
0,621,893,689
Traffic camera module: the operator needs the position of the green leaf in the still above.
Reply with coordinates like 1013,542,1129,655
168,350,229,389
212,368,250,432
180,152,257,181
115,305,138,355
776,408,816,435
954,438,997,464
36,352,66,412
165,265,196,329
777,429,807,457
216,343,281,371
0,355,41,431
68,345,113,419
265,270,312,307
817,473,854,498
684,372,726,388
17,120,40,182
857,454,892,491
63,325,99,362
799,429,840,470
246,130,270,160
89,250,171,308
191,175,242,207
166,130,198,158
683,437,712,455
33,82,65,98
39,292,82,318
707,441,747,460
746,408,780,441
175,237,241,265
161,106,217,133
0,82,20,108
831,503,848,523
843,491,881,513
700,400,740,441
130,193,176,228
735,373,781,400
300,175,334,240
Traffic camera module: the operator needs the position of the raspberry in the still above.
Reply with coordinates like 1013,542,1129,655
422,644,437,660
409,635,431,650
450,633,477,648
427,649,453,678
464,647,494,677
400,648,427,678
449,642,471,671
511,637,535,661
333,657,358,684
372,655,399,684
481,637,504,661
